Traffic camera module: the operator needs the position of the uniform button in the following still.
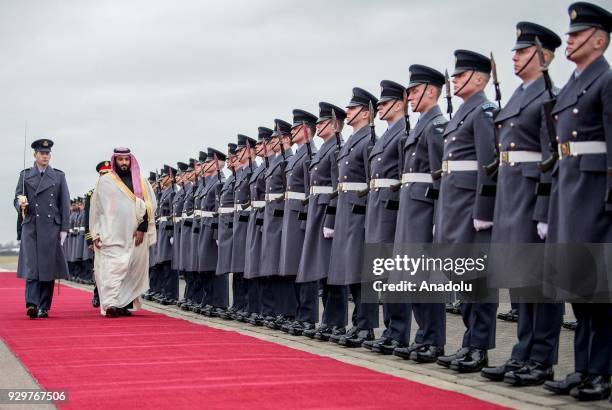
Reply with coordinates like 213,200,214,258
452,137,456,141
409,168,413,172
345,161,349,165
459,121,464,125
375,173,379,177
572,108,579,114
444,139,448,144
556,136,560,142
510,142,516,149
510,122,514,127
448,153,453,158
554,115,559,120
572,131,578,137
377,157,381,161
375,188,379,192
498,143,502,148
49,203,52,206
35,203,39,207
314,167,318,171
350,148,354,151
411,152,415,156
36,214,39,217
47,214,51,218
50,194,54,197
497,124,502,129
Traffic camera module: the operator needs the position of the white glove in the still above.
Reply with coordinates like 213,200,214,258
169,237,174,245
17,195,28,206
216,239,219,246
536,222,548,240
473,219,494,231
60,231,67,246
323,227,334,239
432,225,435,236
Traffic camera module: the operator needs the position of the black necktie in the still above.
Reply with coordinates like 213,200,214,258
40,172,44,177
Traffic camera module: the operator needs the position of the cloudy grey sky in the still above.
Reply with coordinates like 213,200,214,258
1,0,610,244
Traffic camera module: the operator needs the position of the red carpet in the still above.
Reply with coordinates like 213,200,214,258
0,272,506,409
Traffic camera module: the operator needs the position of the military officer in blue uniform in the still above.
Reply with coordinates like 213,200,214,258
300,102,346,340
434,50,498,373
327,87,379,347
230,134,257,320
216,143,238,319
186,155,206,312
170,162,188,306
244,127,274,325
15,138,71,319
543,2,612,402
179,159,197,310
392,65,448,363
261,119,294,329
279,109,319,335
481,22,565,387
197,148,229,317
361,80,407,354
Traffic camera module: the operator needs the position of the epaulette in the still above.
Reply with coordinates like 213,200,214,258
54,168,64,173
20,167,31,174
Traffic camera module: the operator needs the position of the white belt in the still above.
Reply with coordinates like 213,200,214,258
284,191,306,200
500,150,542,164
201,211,216,218
265,193,283,202
194,210,202,217
159,216,169,222
310,186,334,195
218,207,234,214
337,182,368,192
369,178,400,189
182,212,193,220
78,227,85,232
442,160,478,173
558,141,607,158
251,200,266,208
235,204,251,211
401,173,433,184
173,216,182,223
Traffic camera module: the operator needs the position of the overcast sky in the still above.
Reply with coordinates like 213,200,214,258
1,0,611,244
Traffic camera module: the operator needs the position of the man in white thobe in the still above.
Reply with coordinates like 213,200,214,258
89,147,157,317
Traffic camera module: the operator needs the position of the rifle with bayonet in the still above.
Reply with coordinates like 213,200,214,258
445,70,453,120
327,111,343,200
356,101,377,198
535,36,559,174
302,121,314,206
483,52,502,176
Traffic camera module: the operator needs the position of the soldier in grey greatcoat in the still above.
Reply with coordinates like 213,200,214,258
260,119,294,329
434,50,498,373
171,162,188,307
543,3,612,401
178,159,197,310
215,143,238,319
244,128,274,325
186,152,207,312
392,65,448,363
327,87,380,348
481,22,564,388
15,138,70,319
299,102,346,341
229,134,257,321
279,109,319,336
361,80,407,354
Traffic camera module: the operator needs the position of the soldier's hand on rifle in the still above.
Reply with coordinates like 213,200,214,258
17,195,28,206
323,227,334,239
473,219,494,231
536,222,548,240
133,230,144,246
60,231,67,246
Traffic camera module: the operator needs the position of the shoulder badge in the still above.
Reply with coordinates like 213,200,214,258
481,102,497,111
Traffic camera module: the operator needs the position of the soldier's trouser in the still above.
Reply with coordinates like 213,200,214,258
382,302,412,344
348,283,379,329
182,271,195,301
67,261,74,276
148,264,159,293
191,273,204,305
212,273,229,308
511,303,563,366
245,278,261,314
572,303,612,375
25,280,54,310
73,261,83,279
296,280,319,323
200,271,213,306
412,303,446,346
460,303,498,350
231,272,247,311
159,262,179,300
324,284,349,327
82,259,93,282
259,277,276,317
276,276,298,317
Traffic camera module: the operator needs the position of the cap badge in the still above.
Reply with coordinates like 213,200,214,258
570,9,577,20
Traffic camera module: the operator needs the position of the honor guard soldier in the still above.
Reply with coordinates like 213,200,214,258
216,143,238,319
543,2,612,402
481,22,565,387
147,171,161,300
434,50,498,373
260,119,294,329
392,65,448,363
15,138,71,319
150,165,179,305
230,134,258,321
327,87,379,347
178,159,198,311
279,109,319,335
171,162,188,306
197,148,229,317
299,102,346,340
361,80,407,354
185,155,206,311
244,127,274,325
85,160,113,308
